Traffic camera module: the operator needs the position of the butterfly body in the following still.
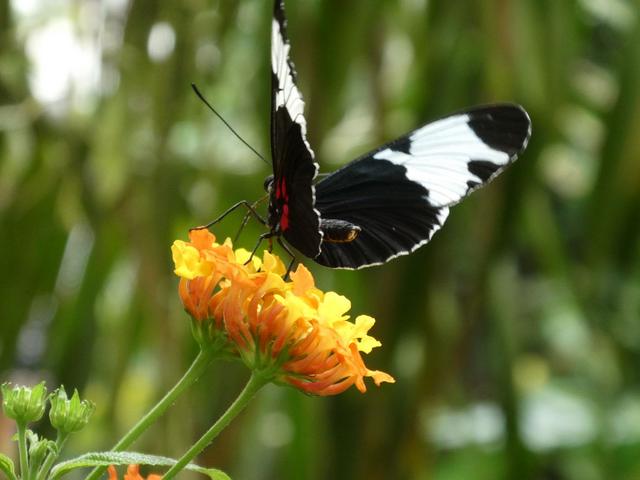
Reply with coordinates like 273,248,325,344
262,0,531,270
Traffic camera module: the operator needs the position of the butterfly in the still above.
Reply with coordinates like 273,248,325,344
219,0,531,270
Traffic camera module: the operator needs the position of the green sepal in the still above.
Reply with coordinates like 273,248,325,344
0,453,17,480
50,452,231,480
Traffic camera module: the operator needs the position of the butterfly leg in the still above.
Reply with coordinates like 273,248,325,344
195,200,267,231
233,211,252,243
233,196,270,243
244,232,273,266
276,237,297,279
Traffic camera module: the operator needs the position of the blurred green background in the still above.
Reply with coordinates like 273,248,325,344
1,0,640,479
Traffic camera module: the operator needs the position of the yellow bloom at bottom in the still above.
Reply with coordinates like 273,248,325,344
108,465,161,480
172,229,394,396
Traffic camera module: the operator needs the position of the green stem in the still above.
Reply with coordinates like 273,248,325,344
16,422,29,480
162,373,267,480
36,431,68,480
84,348,217,480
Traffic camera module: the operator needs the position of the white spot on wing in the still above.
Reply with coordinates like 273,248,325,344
373,114,510,207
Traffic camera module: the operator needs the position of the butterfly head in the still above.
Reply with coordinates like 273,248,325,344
263,174,275,193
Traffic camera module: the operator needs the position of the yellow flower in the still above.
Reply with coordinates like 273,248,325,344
108,465,162,480
172,229,394,396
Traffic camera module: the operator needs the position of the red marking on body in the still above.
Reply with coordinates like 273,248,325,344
280,204,290,231
281,179,288,200
275,182,281,199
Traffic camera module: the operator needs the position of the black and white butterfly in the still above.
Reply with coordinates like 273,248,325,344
218,0,531,270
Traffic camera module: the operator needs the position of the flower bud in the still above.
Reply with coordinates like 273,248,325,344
1,382,47,424
49,387,95,434
27,431,56,466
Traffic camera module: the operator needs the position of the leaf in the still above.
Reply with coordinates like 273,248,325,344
0,453,17,480
49,451,230,480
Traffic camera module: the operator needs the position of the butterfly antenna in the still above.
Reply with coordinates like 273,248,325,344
191,83,268,165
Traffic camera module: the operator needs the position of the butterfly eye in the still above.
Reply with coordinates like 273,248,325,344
263,175,275,192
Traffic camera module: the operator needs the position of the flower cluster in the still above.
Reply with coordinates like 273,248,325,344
172,229,394,396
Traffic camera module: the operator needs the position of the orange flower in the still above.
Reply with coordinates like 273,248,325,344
108,465,162,480
172,229,394,396
171,229,257,348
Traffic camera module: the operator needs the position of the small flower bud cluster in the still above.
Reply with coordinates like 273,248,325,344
1,382,95,480
1,382,95,433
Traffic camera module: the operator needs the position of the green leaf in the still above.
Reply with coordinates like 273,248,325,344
49,451,231,480
0,453,17,480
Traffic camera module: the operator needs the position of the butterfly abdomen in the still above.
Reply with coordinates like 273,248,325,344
320,219,361,243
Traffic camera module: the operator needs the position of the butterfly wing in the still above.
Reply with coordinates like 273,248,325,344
270,0,322,258
314,104,531,269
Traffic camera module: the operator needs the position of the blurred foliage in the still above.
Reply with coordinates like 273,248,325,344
1,0,640,479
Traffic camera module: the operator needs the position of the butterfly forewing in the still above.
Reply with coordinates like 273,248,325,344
270,0,322,258
314,105,531,269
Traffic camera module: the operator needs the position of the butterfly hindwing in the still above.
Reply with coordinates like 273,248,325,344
314,104,531,269
270,0,322,258
314,156,450,268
